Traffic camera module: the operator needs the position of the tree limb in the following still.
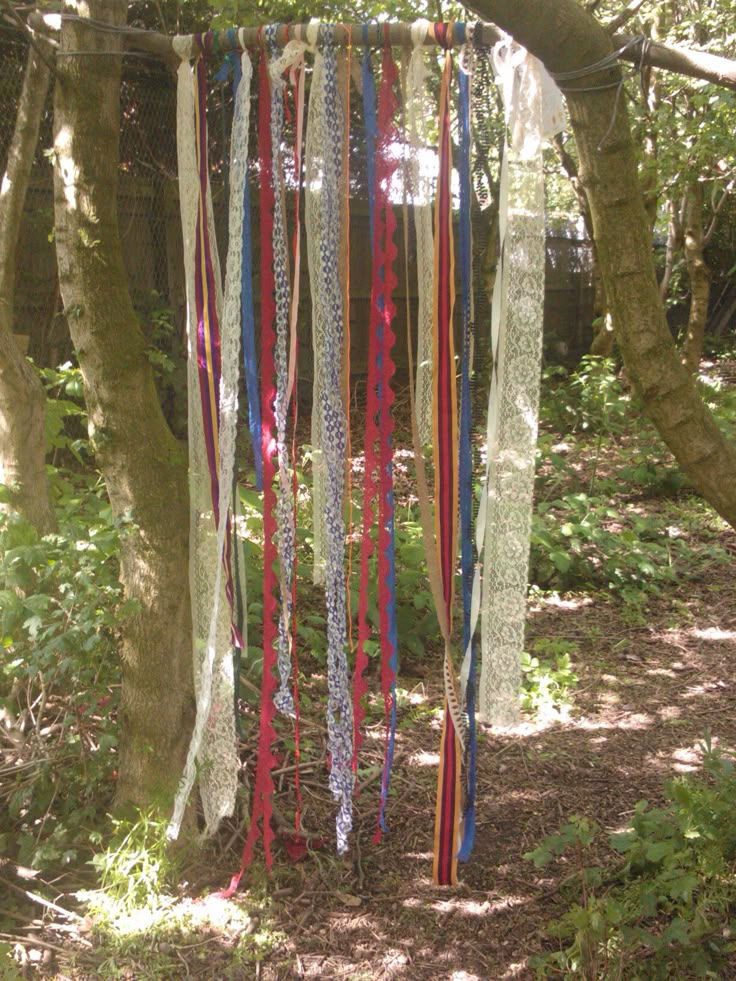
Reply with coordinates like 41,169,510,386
613,31,736,91
605,0,650,35
24,13,736,92
703,180,733,247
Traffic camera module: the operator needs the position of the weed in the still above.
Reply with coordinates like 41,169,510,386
521,639,579,720
526,736,736,978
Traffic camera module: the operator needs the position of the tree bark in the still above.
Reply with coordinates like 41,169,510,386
469,0,736,529
53,1,193,809
0,43,56,533
681,181,711,374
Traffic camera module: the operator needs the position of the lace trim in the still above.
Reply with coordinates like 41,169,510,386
479,46,547,726
406,22,436,446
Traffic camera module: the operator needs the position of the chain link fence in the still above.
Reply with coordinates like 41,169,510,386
1,23,595,383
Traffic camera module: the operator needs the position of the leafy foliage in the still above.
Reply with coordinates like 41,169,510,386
527,738,736,978
521,639,578,720
532,357,730,596
0,480,125,870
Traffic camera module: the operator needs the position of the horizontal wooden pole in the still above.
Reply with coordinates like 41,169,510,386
613,31,736,92
170,21,502,53
26,12,736,92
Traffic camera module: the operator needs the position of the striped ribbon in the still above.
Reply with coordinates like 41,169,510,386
432,30,462,887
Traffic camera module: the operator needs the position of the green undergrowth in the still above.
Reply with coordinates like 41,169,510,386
533,357,732,597
526,736,736,979
1,352,735,915
0,474,124,871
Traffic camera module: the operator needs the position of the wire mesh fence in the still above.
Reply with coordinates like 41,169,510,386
1,25,187,370
1,23,596,380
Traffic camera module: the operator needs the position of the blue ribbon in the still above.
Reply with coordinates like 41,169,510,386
232,57,263,490
456,67,477,863
361,44,377,250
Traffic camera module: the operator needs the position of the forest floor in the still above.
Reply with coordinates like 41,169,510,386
5,380,736,979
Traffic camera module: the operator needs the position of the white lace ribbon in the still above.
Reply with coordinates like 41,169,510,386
169,51,241,838
406,21,435,446
474,44,562,724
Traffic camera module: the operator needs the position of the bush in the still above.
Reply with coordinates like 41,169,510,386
0,476,126,870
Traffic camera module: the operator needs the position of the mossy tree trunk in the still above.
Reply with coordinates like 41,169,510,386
469,0,736,529
53,1,193,809
0,43,56,533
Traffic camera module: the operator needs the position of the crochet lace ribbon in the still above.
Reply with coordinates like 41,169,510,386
268,32,307,716
169,44,241,837
406,21,436,447
478,44,558,724
305,23,354,852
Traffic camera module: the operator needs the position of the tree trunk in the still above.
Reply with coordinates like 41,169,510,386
53,1,194,809
681,181,711,374
0,43,56,533
469,0,736,529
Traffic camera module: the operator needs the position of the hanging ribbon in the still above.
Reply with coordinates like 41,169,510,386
431,24,463,888
406,21,435,447
306,25,328,587
265,26,300,718
353,38,401,842
221,48,281,889
478,42,558,725
169,44,238,839
351,38,378,767
456,54,477,863
374,38,400,840
231,52,263,491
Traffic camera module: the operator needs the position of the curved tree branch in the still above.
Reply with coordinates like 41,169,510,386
467,0,736,529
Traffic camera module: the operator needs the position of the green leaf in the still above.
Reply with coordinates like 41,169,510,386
645,840,674,862
550,550,572,572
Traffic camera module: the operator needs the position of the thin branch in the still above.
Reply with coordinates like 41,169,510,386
0,876,81,921
605,0,650,34
0,0,62,84
154,0,167,33
703,180,734,247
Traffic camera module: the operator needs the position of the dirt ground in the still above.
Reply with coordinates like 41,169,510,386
7,536,735,980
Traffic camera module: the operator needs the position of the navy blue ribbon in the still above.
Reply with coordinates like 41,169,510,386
456,66,477,863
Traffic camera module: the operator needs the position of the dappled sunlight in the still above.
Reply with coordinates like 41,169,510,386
572,712,654,731
681,679,728,699
529,591,593,613
55,126,78,211
430,895,525,917
670,743,702,773
691,626,736,642
75,888,255,940
657,704,682,721
1,173,10,197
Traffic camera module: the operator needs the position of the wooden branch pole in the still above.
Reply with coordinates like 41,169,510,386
25,13,736,92
613,32,736,91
